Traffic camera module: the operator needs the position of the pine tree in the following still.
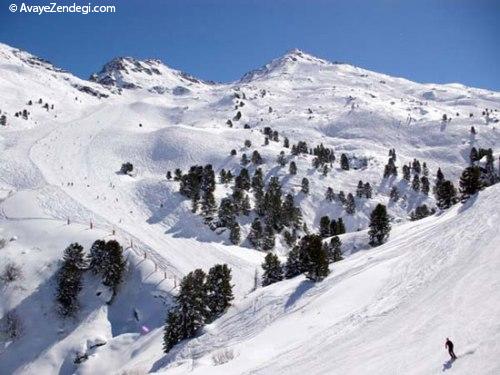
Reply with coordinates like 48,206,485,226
277,151,287,167
368,204,391,247
319,216,331,238
229,223,241,245
225,170,234,183
410,204,434,221
298,235,330,282
436,180,457,209
241,153,249,166
470,147,479,164
285,246,303,278
254,185,265,217
283,137,290,148
218,198,235,227
301,178,310,194
281,193,302,229
390,186,399,201
191,190,200,213
329,219,338,236
383,158,397,178
101,240,126,297
88,240,106,274
202,164,216,193
248,218,263,249
411,174,420,192
264,177,283,231
241,194,251,216
330,236,343,262
338,191,346,204
345,193,356,215
325,187,335,202
262,224,275,251
56,243,87,316
337,218,346,234
235,168,251,191
231,188,244,215
283,229,296,248
364,182,373,199
261,253,284,286
163,308,182,353
402,165,411,181
434,168,445,196
252,150,263,165
356,181,364,198
340,153,349,170
163,269,209,353
251,168,264,190
201,189,217,220
322,164,329,176
219,169,227,184
420,176,430,195
289,161,297,175
206,264,233,322
422,162,429,177
459,166,482,200
412,159,421,174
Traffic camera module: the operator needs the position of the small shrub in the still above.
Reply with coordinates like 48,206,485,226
120,162,134,175
1,262,23,283
212,348,235,366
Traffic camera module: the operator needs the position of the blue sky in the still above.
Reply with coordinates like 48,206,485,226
1,0,499,90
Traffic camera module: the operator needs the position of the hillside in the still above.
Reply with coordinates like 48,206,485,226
0,42,499,374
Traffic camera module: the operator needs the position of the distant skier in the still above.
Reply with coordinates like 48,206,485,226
445,338,457,360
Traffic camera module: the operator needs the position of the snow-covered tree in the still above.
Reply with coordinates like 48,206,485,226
325,187,335,202
248,218,263,249
298,235,330,282
261,253,284,286
262,224,275,251
301,177,310,194
329,236,343,262
411,174,420,192
340,153,349,170
56,243,87,316
163,269,209,353
345,193,356,215
285,246,303,279
459,166,482,201
436,180,457,209
101,240,126,297
368,204,391,247
229,223,241,245
206,264,233,322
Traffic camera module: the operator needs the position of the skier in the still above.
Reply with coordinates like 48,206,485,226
445,338,457,360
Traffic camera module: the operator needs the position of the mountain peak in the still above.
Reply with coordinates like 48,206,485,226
240,48,331,83
90,56,207,91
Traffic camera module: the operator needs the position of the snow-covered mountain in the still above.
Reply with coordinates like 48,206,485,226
0,42,499,375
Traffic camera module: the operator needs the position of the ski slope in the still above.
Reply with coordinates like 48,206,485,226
0,42,499,374
128,184,498,375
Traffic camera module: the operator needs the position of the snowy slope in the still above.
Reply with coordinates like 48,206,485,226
105,184,499,375
0,43,499,374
